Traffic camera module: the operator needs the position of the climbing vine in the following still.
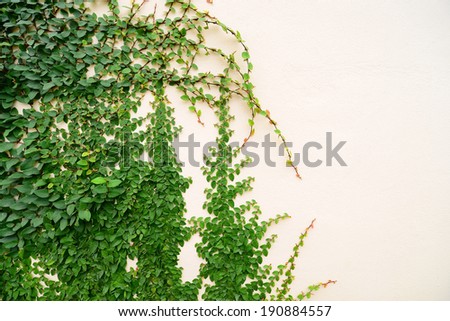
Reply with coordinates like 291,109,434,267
0,0,334,300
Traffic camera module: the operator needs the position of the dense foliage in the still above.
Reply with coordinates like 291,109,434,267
0,0,333,300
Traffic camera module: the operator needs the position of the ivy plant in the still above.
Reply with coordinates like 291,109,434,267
0,0,334,300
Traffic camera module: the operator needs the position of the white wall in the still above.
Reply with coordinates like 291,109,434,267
113,0,450,300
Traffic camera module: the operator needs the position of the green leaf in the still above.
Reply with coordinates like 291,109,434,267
77,30,87,38
73,52,86,59
43,92,54,103
12,64,28,71
10,202,27,211
107,179,122,188
31,217,44,227
0,197,14,208
77,159,88,167
67,204,76,215
2,237,18,249
93,185,108,194
42,82,54,92
100,79,113,87
28,90,38,101
95,32,104,41
0,142,14,152
78,209,91,221
91,177,107,185
51,211,62,223
80,197,93,204
34,189,49,198
53,200,66,210
242,51,250,59
94,87,104,97
60,218,68,231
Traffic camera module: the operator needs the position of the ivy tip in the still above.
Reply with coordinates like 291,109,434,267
322,280,337,288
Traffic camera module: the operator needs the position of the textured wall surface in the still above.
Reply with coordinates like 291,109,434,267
109,0,450,300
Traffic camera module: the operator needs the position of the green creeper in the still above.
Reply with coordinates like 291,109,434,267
0,0,333,300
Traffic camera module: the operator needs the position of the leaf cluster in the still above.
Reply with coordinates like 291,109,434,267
0,0,332,300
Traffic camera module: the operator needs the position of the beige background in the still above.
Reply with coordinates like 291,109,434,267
103,0,450,300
